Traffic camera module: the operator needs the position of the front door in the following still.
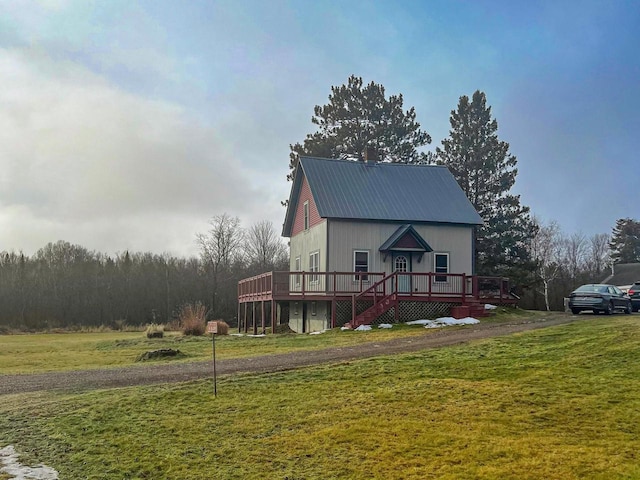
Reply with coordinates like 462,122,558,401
393,254,411,293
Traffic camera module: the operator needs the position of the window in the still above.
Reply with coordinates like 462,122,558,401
354,250,369,281
311,301,317,316
394,255,408,273
294,302,299,315
434,253,449,282
303,201,309,230
294,256,301,288
309,251,319,283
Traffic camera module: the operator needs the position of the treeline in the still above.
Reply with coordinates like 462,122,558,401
0,215,287,330
522,217,640,311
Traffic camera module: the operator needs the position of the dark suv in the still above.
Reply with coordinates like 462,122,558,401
628,282,640,312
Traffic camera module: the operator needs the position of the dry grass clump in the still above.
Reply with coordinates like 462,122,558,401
145,323,164,339
210,320,229,335
179,302,207,336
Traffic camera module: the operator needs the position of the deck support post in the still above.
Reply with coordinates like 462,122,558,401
462,273,467,304
252,302,257,335
261,300,265,334
351,294,356,326
394,298,399,323
271,300,276,333
331,299,336,328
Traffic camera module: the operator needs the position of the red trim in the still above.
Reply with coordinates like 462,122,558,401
238,271,516,305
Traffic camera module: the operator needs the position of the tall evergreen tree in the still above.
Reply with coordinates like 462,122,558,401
288,75,431,181
609,218,640,263
436,90,536,284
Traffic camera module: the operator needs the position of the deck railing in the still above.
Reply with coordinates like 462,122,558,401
238,271,514,303
238,271,386,302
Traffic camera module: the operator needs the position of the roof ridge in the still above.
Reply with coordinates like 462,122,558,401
300,156,448,168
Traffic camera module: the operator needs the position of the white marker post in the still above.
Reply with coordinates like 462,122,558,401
206,321,218,397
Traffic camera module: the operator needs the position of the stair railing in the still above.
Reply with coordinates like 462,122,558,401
351,272,398,326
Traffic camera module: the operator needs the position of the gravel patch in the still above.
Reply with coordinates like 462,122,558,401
0,313,575,396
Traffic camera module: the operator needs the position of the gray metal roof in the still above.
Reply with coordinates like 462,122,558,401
600,263,640,286
283,156,483,236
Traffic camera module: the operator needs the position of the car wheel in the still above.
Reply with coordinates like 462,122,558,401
633,306,639,313
604,302,614,315
571,308,580,315
624,302,632,314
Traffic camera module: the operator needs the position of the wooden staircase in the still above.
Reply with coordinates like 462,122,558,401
351,272,399,328
349,271,500,327
352,292,398,327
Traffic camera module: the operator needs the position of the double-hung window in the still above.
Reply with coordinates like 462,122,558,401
434,253,449,282
309,251,319,284
354,250,369,282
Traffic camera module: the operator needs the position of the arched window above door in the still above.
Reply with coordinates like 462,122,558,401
394,255,408,272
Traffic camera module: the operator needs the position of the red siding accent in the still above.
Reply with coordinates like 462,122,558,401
292,174,323,236
395,233,421,249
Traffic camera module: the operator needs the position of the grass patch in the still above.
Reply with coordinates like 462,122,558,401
0,308,545,374
1,315,639,479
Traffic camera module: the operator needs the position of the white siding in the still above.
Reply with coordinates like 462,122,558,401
327,220,474,275
289,220,327,272
288,300,330,333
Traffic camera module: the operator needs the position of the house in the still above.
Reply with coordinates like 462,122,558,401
600,263,640,292
237,154,515,334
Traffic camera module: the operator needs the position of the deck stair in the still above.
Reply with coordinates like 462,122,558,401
466,301,494,318
351,272,399,327
352,292,398,327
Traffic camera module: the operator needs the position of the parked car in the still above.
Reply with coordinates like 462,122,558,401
627,281,640,312
568,284,632,315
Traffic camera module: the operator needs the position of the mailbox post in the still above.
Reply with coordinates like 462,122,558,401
206,321,218,397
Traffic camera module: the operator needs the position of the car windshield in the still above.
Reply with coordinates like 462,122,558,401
575,285,608,294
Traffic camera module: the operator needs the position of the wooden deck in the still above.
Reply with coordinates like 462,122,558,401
237,271,517,332
238,271,516,304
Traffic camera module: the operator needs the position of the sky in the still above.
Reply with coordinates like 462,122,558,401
0,0,638,258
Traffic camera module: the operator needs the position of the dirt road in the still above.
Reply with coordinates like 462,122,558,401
0,313,576,395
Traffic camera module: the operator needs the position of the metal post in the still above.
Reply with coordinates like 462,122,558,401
212,332,217,397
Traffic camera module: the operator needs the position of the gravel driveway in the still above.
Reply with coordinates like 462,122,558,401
0,313,575,395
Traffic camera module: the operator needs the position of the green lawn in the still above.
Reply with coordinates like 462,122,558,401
1,314,639,479
0,308,534,374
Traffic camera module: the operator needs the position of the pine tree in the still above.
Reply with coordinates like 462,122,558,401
436,90,536,284
288,75,431,181
609,218,640,263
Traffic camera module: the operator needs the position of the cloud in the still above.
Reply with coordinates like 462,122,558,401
0,48,279,256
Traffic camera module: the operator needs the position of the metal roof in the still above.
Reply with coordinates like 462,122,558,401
600,263,640,286
283,156,483,237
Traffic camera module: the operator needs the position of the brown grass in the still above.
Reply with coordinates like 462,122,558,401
178,302,207,336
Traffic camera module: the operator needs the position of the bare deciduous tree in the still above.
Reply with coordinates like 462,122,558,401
196,213,245,318
586,233,610,278
531,218,563,311
245,220,288,271
562,232,587,281
197,214,245,271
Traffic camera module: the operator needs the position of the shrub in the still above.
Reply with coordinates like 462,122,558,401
179,303,207,336
145,323,164,339
211,320,230,335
